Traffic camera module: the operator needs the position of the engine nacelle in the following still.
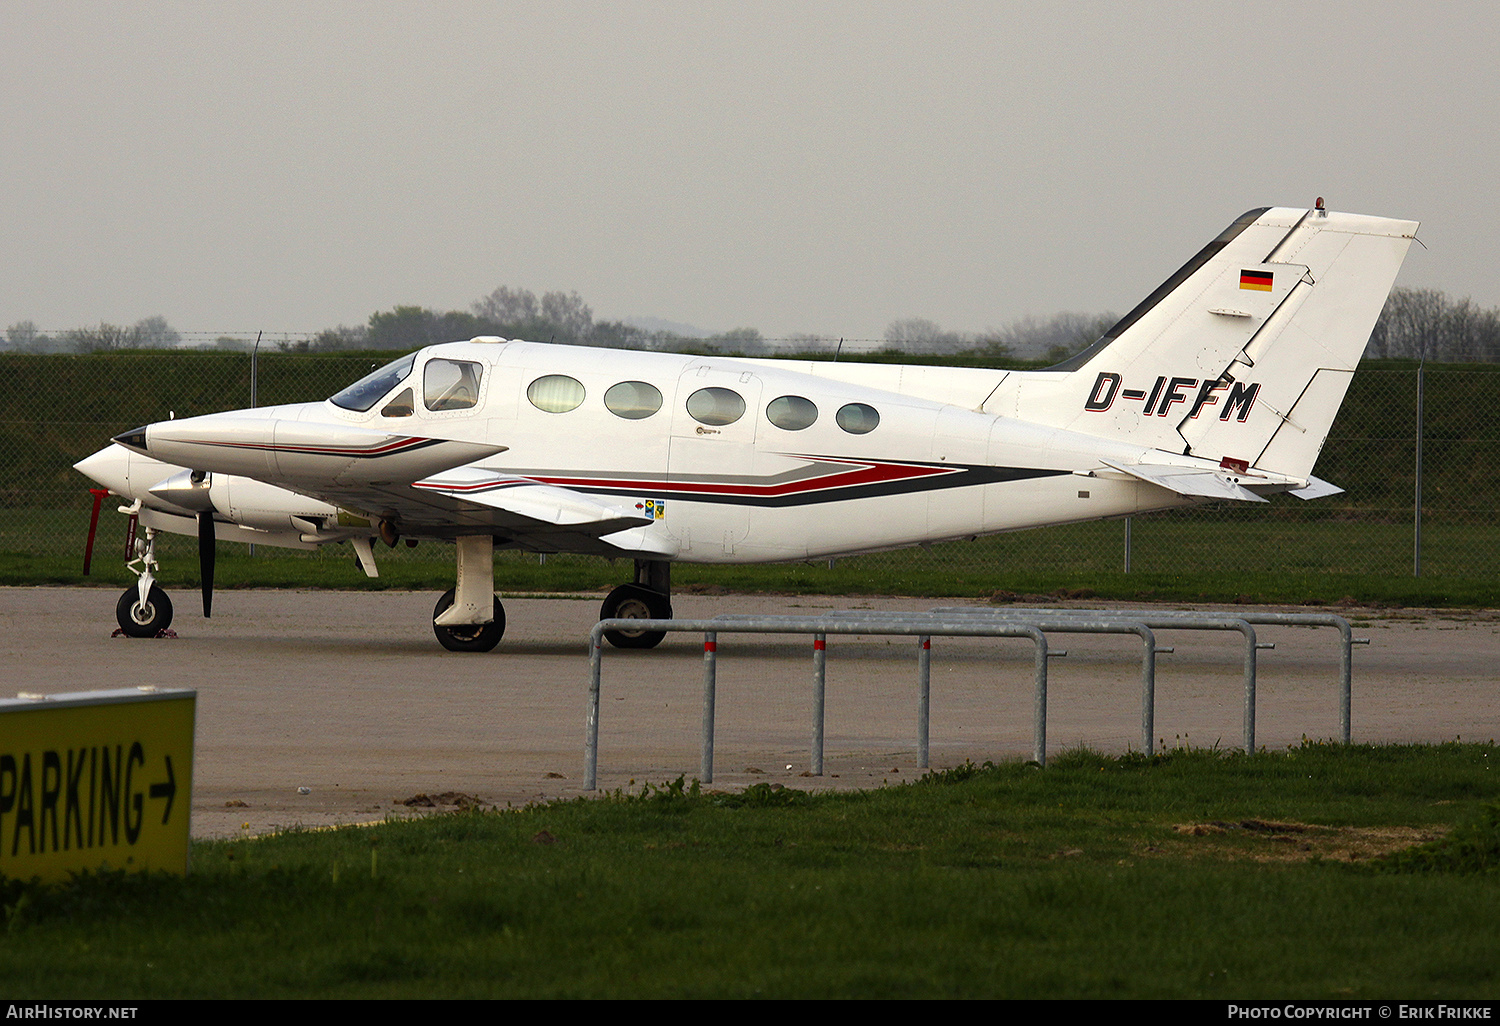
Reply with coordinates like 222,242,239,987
206,474,341,533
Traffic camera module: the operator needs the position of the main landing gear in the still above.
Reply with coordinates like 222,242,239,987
432,588,506,652
432,535,506,652
428,545,672,653
599,559,672,650
428,549,672,653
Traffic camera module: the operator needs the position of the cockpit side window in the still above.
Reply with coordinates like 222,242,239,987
380,387,414,418
424,359,484,411
330,354,416,412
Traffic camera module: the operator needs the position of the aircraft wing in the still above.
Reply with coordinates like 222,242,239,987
113,414,666,555
297,467,663,554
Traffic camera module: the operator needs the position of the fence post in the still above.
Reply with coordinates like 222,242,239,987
811,633,826,776
248,332,261,557
1123,517,1132,573
916,635,931,769
1414,361,1424,577
701,632,718,783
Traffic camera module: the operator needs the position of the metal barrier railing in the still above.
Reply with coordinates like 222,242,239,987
920,610,1266,753
585,607,1367,790
930,607,1367,743
586,616,1052,789
713,612,1169,761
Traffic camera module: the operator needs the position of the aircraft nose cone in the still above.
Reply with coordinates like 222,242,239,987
112,426,149,453
73,446,132,495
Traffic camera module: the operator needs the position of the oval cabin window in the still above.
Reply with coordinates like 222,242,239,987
686,387,746,426
835,402,880,434
766,395,818,431
527,374,586,414
604,380,663,420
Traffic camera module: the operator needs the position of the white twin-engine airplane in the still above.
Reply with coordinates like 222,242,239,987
75,203,1417,652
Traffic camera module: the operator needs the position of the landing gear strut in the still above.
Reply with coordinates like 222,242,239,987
600,559,672,649
432,535,505,652
116,522,175,637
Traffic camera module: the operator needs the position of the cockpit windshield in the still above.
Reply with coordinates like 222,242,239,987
329,353,417,412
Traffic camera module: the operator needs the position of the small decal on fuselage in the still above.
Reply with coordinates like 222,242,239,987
1082,372,1259,421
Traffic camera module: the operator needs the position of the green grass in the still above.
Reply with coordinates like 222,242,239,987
9,507,1500,608
2,743,1497,999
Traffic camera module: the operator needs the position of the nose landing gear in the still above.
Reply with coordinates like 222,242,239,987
114,517,176,637
116,583,174,638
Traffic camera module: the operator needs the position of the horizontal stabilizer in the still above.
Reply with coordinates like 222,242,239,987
1288,475,1344,500
1100,458,1269,503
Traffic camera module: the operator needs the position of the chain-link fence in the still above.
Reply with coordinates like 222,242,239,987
3,351,1496,585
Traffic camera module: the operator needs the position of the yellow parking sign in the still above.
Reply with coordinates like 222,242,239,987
0,687,194,883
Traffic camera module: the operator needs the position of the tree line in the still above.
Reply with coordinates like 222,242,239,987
6,286,1499,364
282,286,775,356
1363,288,1500,361
3,315,181,353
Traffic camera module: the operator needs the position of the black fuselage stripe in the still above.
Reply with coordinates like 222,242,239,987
570,466,1068,507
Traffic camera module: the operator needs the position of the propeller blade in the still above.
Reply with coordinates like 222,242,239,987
198,511,215,618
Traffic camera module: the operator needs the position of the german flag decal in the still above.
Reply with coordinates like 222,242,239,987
1240,269,1274,291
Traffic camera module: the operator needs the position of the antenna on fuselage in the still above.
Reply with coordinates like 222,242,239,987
834,337,843,362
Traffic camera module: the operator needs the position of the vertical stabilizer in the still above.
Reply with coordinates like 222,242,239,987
991,205,1418,481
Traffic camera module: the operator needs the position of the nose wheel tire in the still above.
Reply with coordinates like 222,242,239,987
116,584,174,637
600,584,671,649
432,588,506,652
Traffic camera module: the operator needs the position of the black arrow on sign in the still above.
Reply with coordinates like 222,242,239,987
150,756,176,824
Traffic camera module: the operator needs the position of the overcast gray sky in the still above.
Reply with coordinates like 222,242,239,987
2,0,1495,341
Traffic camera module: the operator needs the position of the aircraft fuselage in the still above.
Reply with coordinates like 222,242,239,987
74,204,1418,649
84,339,1184,564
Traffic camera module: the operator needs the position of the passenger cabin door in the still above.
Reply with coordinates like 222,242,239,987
668,362,763,556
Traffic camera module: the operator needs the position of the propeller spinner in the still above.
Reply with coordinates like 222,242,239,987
147,470,216,617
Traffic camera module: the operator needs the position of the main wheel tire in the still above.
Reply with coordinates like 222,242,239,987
600,584,671,649
432,588,505,652
116,584,173,638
